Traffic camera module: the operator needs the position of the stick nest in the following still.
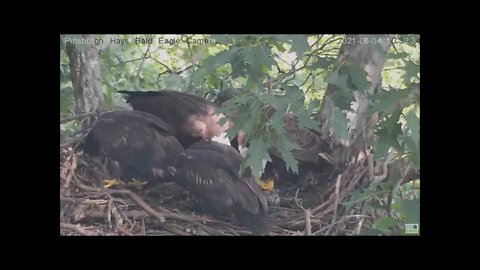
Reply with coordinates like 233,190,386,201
60,138,374,236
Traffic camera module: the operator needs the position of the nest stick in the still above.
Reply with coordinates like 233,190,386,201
305,209,312,235
60,112,97,124
116,226,134,236
74,178,166,223
109,189,166,223
355,203,368,235
62,152,77,192
325,174,342,235
60,222,98,236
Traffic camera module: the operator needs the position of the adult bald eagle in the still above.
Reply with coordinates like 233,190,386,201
171,141,269,235
82,110,184,187
118,90,231,148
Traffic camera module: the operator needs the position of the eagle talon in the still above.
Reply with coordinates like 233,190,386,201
103,178,124,189
258,179,275,191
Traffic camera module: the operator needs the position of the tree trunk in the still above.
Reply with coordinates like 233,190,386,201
317,34,391,164
65,34,104,127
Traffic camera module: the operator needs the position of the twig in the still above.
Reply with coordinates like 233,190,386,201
305,209,312,235
108,189,166,223
114,57,145,67
194,222,228,236
325,174,342,235
160,223,188,235
74,179,166,223
368,150,375,181
134,43,150,89
70,210,133,220
271,226,302,236
294,189,305,211
227,228,240,236
150,57,174,73
60,196,76,203
116,226,134,236
312,167,367,215
60,134,89,148
62,151,77,192
388,163,411,216
373,153,392,183
354,203,368,235
60,112,97,124
153,204,212,223
313,214,370,235
107,198,113,229
184,34,197,72
141,219,146,236
60,223,98,236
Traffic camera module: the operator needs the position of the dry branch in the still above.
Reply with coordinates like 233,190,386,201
74,179,166,223
60,112,98,124
305,209,312,235
108,190,166,223
60,222,99,236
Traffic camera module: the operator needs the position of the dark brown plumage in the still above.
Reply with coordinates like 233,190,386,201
83,110,184,185
172,141,269,235
118,90,231,148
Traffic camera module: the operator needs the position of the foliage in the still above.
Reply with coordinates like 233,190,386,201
60,34,419,179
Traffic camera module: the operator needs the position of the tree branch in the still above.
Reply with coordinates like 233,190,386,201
60,112,97,124
60,222,99,236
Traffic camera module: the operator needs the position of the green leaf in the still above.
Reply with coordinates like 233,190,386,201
404,109,420,148
270,109,286,126
225,108,250,139
359,228,385,236
281,151,299,174
263,95,288,112
307,99,320,111
271,121,300,174
387,52,409,60
209,35,232,44
243,136,271,176
365,88,410,116
283,84,304,101
60,86,73,117
289,35,309,57
275,35,309,57
346,63,369,91
373,135,392,161
164,74,184,90
226,101,262,139
324,69,339,85
244,45,275,86
325,69,350,91
370,200,390,211
376,217,399,231
373,109,402,160
328,87,354,111
403,60,420,85
269,39,287,53
310,57,335,70
296,111,321,132
403,136,420,169
192,47,242,85
218,117,228,126
396,198,420,224
230,52,246,79
330,108,349,141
